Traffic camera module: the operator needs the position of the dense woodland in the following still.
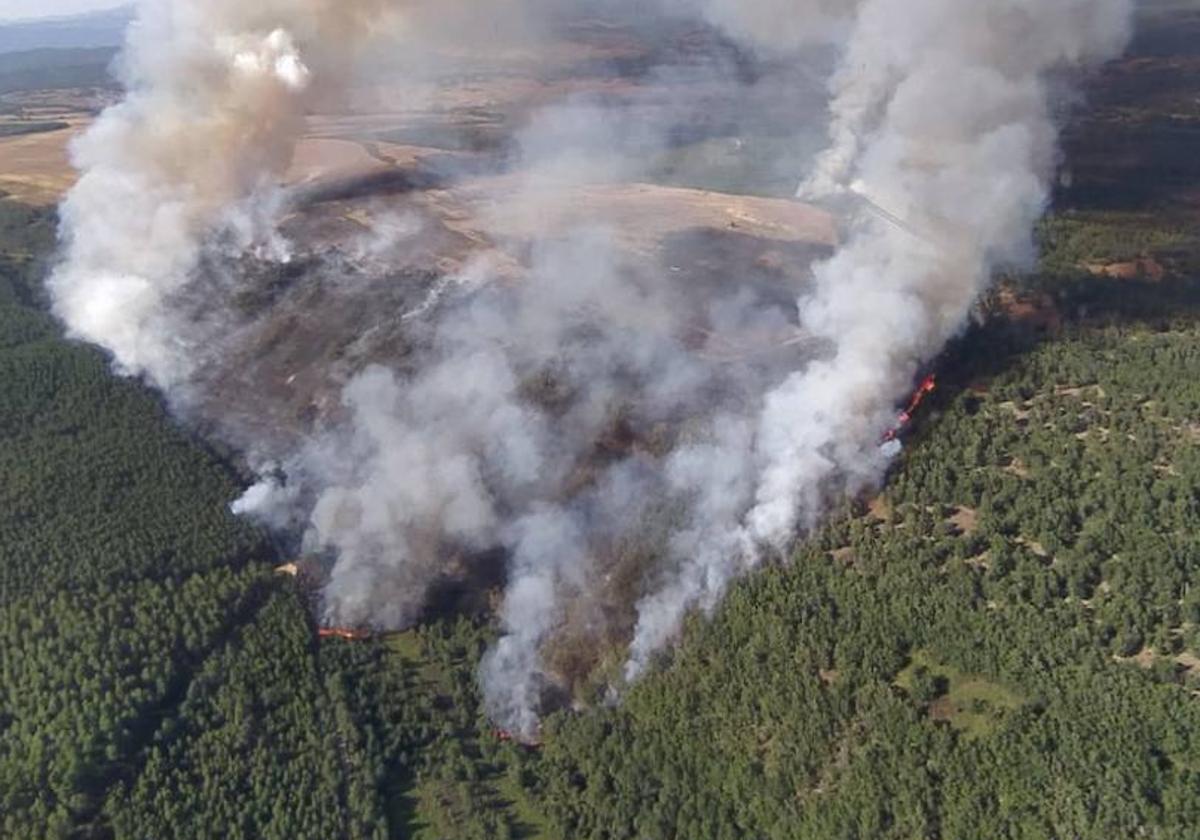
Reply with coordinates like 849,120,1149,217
3,5,1200,838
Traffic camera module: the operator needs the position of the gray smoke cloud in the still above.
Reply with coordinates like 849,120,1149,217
678,0,853,52
50,0,403,389
50,0,1132,735
615,0,1135,679
626,0,1136,679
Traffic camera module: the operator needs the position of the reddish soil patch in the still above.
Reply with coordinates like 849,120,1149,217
1176,652,1200,674
1084,256,1166,282
831,547,856,567
867,496,892,523
1004,459,1031,479
928,696,956,723
993,286,1061,332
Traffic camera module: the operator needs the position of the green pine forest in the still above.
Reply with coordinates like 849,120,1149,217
4,7,1200,839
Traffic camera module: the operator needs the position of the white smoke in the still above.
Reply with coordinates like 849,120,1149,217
49,0,398,389
688,0,854,53
50,0,1132,736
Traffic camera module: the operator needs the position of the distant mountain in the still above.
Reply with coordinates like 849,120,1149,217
0,47,118,95
0,6,132,55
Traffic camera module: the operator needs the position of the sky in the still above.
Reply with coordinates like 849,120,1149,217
0,0,127,23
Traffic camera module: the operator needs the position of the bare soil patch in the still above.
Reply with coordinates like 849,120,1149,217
948,506,979,536
867,496,892,523
1084,256,1166,281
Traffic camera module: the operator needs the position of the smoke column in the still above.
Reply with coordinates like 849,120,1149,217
50,0,1132,735
49,0,396,389
624,0,1135,678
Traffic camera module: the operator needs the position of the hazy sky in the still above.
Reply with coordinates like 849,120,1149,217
0,0,127,23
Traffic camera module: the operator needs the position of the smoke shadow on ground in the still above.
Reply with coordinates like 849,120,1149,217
1055,6,1200,212
293,168,448,206
1057,122,1200,212
419,547,511,625
931,272,1200,431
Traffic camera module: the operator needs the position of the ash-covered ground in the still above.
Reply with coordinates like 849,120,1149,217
160,16,842,712
189,17,838,469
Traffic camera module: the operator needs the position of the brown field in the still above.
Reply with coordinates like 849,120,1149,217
459,179,837,251
0,119,86,205
285,136,468,185
0,122,455,206
0,125,467,206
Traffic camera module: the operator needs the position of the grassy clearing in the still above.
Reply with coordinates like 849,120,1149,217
383,629,424,663
1037,211,1199,272
896,650,1025,740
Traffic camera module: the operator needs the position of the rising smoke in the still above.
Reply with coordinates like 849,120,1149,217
51,0,1133,735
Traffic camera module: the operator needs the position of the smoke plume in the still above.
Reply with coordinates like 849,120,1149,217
49,0,404,389
627,0,1136,678
51,0,1132,735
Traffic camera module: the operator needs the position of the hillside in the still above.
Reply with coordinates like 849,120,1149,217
0,8,131,55
1,4,1200,840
